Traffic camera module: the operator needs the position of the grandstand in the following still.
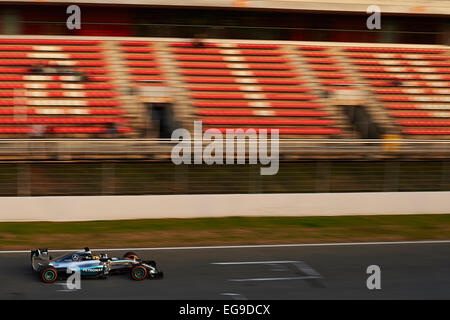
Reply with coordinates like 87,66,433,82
0,36,447,140
0,1,445,154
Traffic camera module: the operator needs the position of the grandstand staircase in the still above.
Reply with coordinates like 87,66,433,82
104,40,139,138
333,47,397,137
289,44,352,138
342,105,385,139
165,41,344,139
160,42,195,133
295,45,365,138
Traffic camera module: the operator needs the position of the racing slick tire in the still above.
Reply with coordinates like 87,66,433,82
130,265,147,281
123,251,139,260
41,267,58,283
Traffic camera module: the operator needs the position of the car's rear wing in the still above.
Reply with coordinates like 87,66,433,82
31,248,50,272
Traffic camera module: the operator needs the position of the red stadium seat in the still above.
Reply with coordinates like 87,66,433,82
402,128,450,135
385,103,450,110
392,112,450,118
357,66,450,73
0,39,101,45
203,127,341,134
0,117,127,124
196,110,328,117
184,77,303,84
378,96,450,102
347,53,450,60
0,45,102,52
193,101,322,108
172,48,286,56
178,62,294,70
51,126,132,134
180,70,298,77
190,93,317,100
398,120,450,126
175,55,290,63
187,85,311,93
201,118,335,125
344,47,445,54
170,42,281,49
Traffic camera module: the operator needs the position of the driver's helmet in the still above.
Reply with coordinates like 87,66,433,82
80,252,93,260
77,248,100,260
78,250,95,260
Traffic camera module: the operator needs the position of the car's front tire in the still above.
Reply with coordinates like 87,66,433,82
130,265,147,281
41,267,58,283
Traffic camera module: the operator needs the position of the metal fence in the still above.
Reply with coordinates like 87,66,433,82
1,139,450,160
2,160,450,197
1,139,450,196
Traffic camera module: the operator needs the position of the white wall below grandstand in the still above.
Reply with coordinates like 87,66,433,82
1,191,450,221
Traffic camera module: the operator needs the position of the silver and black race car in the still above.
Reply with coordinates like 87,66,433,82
31,247,164,283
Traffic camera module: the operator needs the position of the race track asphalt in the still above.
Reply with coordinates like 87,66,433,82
0,242,449,300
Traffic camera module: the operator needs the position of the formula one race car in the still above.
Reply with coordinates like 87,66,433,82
31,247,164,283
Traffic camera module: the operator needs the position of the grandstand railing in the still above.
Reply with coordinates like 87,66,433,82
1,139,450,160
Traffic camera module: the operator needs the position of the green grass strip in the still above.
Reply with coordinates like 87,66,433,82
0,215,449,250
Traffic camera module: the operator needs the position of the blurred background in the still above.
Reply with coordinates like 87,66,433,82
0,0,448,197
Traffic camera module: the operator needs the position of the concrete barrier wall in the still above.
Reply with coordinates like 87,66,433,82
0,191,449,222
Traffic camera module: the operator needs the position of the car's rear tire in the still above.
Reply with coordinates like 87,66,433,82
41,267,57,283
130,265,147,281
123,251,139,260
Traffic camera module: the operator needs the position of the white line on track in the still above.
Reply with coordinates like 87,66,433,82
54,283,79,292
212,261,299,265
221,293,248,300
230,276,320,282
1,239,450,254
